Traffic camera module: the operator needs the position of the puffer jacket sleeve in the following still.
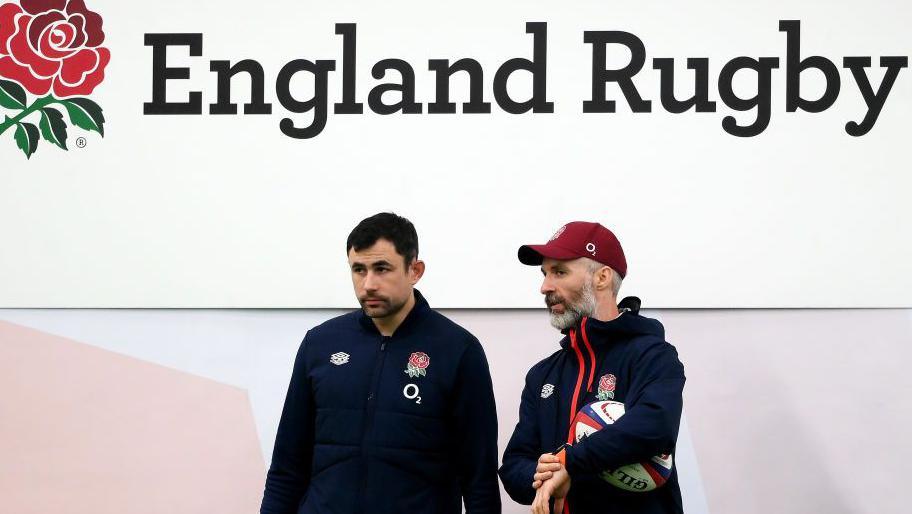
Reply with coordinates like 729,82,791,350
564,341,685,476
452,338,502,514
498,365,543,505
261,335,315,514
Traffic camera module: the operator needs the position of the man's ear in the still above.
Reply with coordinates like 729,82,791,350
594,265,613,291
410,259,426,284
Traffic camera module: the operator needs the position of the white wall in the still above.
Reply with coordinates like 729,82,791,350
3,307,909,513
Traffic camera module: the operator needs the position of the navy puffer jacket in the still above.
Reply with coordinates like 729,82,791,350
499,299,685,514
262,290,501,514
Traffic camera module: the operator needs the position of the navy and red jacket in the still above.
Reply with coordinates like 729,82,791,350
499,299,685,514
261,290,501,514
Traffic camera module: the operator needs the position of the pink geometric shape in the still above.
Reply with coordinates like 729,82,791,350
0,320,265,514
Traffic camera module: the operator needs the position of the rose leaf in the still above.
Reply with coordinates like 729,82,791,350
62,98,105,137
0,79,27,109
39,107,68,150
14,122,39,159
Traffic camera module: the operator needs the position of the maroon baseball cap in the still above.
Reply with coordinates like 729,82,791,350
518,221,628,278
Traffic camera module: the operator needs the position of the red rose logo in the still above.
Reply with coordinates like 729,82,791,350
0,0,110,97
404,352,430,378
599,374,616,392
0,0,108,159
596,373,616,400
409,352,430,369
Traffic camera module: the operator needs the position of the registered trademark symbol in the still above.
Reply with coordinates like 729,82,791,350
75,137,87,148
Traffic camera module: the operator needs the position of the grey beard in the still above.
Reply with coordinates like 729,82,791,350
549,280,597,330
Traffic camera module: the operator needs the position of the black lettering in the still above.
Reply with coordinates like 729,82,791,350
613,470,635,485
209,59,272,115
780,20,840,113
718,56,780,137
843,56,908,136
143,33,203,115
493,22,554,114
368,59,422,115
653,57,716,113
275,59,336,139
428,59,491,114
334,23,364,114
583,30,651,113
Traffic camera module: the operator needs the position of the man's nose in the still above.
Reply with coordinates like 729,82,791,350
540,276,554,296
363,271,379,291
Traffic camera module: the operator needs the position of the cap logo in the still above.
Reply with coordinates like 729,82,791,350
549,225,567,242
586,242,597,256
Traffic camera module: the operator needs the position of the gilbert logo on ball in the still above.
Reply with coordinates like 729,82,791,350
404,352,429,378
572,400,674,492
0,0,109,159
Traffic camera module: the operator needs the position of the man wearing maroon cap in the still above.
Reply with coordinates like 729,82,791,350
499,222,686,514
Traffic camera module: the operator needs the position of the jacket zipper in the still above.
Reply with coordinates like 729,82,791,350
563,319,595,514
359,336,390,511
566,330,587,444
580,318,596,393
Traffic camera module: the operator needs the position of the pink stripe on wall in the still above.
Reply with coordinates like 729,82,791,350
665,309,912,514
0,320,265,514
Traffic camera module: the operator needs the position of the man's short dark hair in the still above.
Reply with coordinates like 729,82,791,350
347,212,419,265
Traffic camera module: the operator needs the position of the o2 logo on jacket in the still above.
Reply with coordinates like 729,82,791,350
0,0,109,159
402,352,429,404
403,383,421,404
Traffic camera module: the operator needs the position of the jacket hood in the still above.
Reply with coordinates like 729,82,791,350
558,296,664,349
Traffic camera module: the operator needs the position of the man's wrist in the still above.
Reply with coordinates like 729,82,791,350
552,443,569,467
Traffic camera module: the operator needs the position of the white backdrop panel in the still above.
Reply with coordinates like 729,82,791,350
1,0,910,307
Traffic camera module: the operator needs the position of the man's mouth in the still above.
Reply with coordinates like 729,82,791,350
546,295,565,313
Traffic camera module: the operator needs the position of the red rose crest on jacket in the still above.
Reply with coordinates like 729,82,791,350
405,351,430,377
597,373,616,401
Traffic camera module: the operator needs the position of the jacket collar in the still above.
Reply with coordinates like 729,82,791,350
558,296,663,349
357,288,430,337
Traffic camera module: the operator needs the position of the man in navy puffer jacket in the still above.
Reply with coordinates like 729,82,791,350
261,213,501,514
499,221,685,514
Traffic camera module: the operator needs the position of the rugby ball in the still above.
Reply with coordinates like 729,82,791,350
572,401,673,492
